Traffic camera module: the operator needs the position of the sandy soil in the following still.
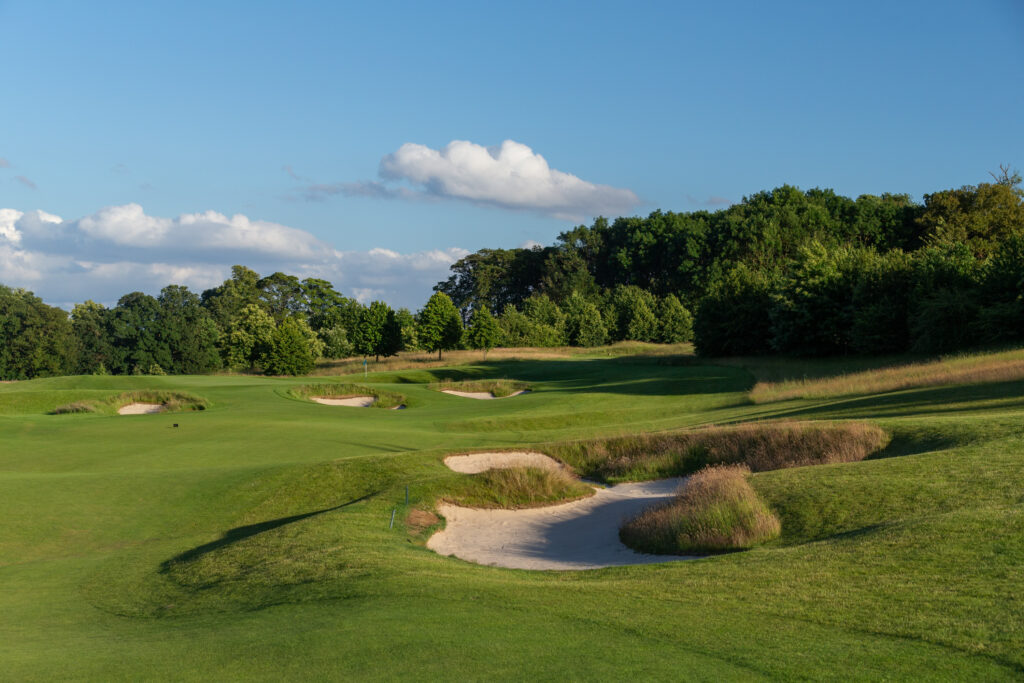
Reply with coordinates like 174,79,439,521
441,389,530,399
443,451,565,474
312,396,376,407
118,403,165,415
428,478,695,570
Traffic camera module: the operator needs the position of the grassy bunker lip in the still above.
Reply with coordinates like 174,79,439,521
52,390,209,415
287,383,407,409
429,379,531,399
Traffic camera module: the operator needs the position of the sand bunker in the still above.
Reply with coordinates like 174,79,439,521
311,396,376,407
118,402,165,415
429,478,694,570
444,451,565,474
431,453,693,569
441,389,530,400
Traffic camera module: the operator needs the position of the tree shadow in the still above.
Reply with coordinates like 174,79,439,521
751,379,1024,422
160,491,379,571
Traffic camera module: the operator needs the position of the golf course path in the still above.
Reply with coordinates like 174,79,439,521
429,477,697,570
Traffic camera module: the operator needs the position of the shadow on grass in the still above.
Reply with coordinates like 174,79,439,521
160,491,379,571
749,379,1024,422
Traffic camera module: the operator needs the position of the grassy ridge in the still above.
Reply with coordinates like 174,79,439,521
429,378,531,397
286,383,407,408
444,466,593,509
750,347,1024,402
546,421,888,482
51,389,209,415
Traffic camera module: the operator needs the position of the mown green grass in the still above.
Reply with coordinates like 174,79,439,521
1,347,1022,679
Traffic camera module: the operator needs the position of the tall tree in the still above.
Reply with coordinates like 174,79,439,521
418,292,463,359
657,294,693,343
262,317,315,375
466,307,501,358
0,285,76,380
157,285,221,374
71,300,114,374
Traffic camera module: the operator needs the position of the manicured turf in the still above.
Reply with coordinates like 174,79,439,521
1,347,1022,680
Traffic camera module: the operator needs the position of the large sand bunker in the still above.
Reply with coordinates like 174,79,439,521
311,396,375,407
118,403,165,415
441,389,530,400
430,451,695,570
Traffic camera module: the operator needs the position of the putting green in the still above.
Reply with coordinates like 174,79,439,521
1,351,1022,679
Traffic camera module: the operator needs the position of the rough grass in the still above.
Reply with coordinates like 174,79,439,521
287,383,407,409
546,421,888,482
429,378,531,397
620,465,780,554
52,390,209,415
445,466,594,509
750,347,1024,403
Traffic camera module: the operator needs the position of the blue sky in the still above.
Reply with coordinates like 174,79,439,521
2,0,1022,308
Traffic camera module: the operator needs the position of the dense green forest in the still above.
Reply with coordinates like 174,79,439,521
1,169,1022,380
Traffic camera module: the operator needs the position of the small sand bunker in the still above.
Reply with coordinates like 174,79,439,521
441,389,530,399
429,478,695,570
311,396,376,407
444,451,565,474
118,402,165,415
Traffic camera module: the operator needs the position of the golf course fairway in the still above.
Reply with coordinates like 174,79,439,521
1,346,1022,680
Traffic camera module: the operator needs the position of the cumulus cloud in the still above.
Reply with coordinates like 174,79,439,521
307,139,640,220
14,175,37,190
0,204,467,310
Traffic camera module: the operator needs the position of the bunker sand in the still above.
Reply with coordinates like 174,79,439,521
430,451,695,570
444,451,565,474
311,396,375,407
441,389,530,399
118,403,165,415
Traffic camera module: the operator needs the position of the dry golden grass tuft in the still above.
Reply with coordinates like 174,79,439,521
547,421,888,482
445,466,594,510
750,347,1024,403
51,390,209,415
619,464,780,554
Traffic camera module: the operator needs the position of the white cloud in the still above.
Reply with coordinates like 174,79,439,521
307,139,640,220
0,204,467,310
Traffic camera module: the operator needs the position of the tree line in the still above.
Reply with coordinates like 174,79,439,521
436,167,1024,357
2,168,1021,380
0,268,475,380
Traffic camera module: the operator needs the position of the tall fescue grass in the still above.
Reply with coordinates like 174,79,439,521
546,421,888,482
429,379,531,397
620,465,781,554
750,347,1024,403
287,383,407,409
51,390,209,415
309,342,694,376
446,467,594,509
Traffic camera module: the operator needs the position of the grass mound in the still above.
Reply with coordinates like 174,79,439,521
429,379,531,397
750,347,1024,403
288,383,407,409
52,390,209,415
446,466,593,509
547,421,888,482
620,465,781,554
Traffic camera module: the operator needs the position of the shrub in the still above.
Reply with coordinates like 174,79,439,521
620,465,780,554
